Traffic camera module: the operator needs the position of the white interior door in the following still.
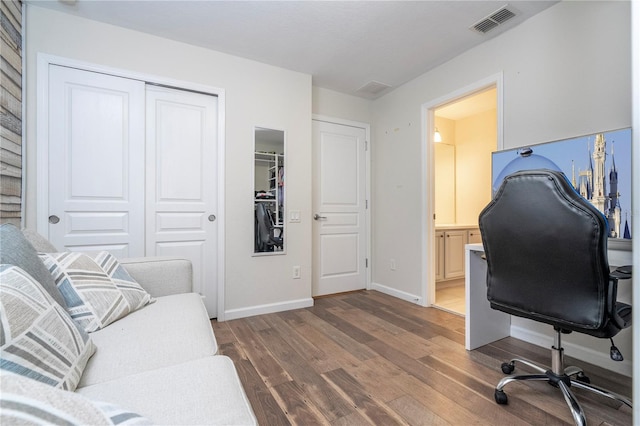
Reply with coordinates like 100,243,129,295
48,65,145,257
312,120,367,296
146,86,218,317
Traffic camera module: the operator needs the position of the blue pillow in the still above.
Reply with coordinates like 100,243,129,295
0,224,66,308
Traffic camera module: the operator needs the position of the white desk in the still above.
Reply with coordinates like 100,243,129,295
465,243,510,350
465,243,633,358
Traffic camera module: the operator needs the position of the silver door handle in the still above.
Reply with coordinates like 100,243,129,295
49,215,60,224
314,214,327,221
208,214,216,222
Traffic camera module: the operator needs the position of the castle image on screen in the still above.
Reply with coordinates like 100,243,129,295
492,128,631,240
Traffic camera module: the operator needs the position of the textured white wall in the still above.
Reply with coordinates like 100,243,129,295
371,0,631,303
312,86,372,124
25,5,313,317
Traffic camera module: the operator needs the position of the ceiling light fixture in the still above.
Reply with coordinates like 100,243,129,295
434,128,442,143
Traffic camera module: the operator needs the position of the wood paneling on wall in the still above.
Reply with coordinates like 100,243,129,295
1,0,22,226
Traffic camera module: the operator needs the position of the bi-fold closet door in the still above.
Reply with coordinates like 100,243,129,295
46,65,219,316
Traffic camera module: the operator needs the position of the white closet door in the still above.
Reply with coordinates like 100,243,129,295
146,86,218,317
48,65,145,257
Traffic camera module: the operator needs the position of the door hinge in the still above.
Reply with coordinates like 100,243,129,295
366,199,369,209
365,140,368,151
366,258,369,268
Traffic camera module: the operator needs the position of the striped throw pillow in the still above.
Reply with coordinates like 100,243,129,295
0,265,96,390
39,252,154,333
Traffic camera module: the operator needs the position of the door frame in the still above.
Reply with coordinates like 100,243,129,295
311,114,372,292
420,73,504,307
36,53,228,320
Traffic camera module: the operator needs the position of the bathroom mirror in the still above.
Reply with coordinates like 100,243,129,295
254,127,285,255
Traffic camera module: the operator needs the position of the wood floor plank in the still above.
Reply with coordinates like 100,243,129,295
389,373,491,425
386,394,451,426
261,309,350,374
217,342,290,425
257,326,354,422
323,368,407,426
226,319,292,387
306,300,377,345
330,410,372,426
271,380,327,425
341,356,408,403
213,291,631,425
343,294,465,345
366,339,533,426
332,306,436,360
295,308,378,361
361,290,465,331
210,319,235,345
327,304,407,336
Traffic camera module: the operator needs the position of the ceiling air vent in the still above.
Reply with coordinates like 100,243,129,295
471,5,516,34
355,81,392,98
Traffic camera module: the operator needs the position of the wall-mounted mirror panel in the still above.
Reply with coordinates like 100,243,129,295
254,127,285,255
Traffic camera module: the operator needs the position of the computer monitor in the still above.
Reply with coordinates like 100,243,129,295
491,128,632,240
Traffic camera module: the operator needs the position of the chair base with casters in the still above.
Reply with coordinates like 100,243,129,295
494,328,632,426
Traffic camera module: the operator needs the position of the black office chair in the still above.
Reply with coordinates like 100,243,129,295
478,169,632,426
255,203,283,252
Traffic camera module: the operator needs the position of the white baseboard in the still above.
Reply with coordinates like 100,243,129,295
510,325,632,377
370,282,422,305
223,298,314,321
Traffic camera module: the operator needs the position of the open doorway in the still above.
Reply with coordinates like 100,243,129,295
432,87,497,315
421,79,502,316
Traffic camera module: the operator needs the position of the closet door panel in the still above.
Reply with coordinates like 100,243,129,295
48,65,145,256
146,86,218,317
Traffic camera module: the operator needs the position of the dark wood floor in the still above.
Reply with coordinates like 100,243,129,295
212,290,632,425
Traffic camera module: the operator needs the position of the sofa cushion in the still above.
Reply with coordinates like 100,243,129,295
21,227,58,253
76,356,257,425
1,372,152,425
0,224,66,308
39,251,153,333
0,265,96,391
78,292,217,387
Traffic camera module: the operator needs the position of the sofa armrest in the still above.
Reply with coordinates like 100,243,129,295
119,257,192,297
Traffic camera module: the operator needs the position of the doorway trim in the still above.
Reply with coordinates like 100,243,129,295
420,73,504,307
35,53,228,320
311,114,372,291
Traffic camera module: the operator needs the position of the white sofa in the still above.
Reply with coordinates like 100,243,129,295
0,225,257,425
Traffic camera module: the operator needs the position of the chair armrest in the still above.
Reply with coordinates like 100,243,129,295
607,277,628,330
119,257,193,298
611,265,632,280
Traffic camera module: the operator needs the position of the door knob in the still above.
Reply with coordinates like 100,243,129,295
48,215,60,224
208,214,216,222
313,214,327,221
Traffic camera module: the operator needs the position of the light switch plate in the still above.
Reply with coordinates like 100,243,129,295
292,266,301,279
289,210,301,223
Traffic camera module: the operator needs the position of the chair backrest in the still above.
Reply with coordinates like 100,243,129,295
478,169,610,332
256,203,275,245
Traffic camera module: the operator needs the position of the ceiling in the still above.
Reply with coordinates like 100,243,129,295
30,0,558,99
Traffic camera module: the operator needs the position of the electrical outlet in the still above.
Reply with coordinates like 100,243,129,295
292,265,301,279
390,259,397,271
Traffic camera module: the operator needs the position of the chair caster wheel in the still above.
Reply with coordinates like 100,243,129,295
495,389,508,405
576,373,591,384
501,362,515,374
